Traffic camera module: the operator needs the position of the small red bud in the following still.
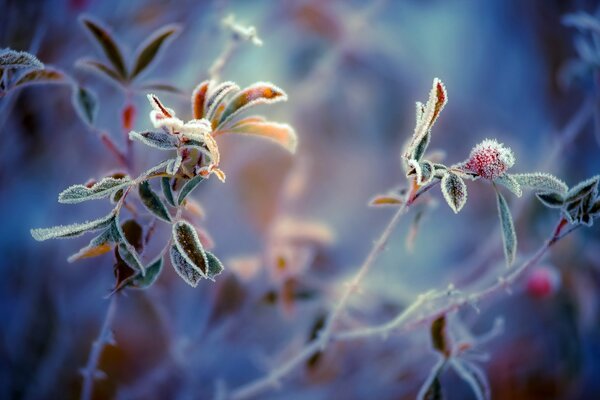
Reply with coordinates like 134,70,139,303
122,104,136,131
526,265,560,299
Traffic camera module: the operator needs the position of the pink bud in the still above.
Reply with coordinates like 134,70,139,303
526,265,560,299
464,139,515,180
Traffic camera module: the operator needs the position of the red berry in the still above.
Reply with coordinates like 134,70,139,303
526,265,560,299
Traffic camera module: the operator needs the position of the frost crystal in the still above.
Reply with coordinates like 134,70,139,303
464,139,515,180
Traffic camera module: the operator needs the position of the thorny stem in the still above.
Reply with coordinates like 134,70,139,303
80,294,118,400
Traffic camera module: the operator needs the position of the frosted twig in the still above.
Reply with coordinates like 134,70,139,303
80,294,118,400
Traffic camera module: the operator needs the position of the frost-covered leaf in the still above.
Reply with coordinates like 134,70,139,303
565,176,599,203
72,86,98,125
138,181,171,222
412,131,431,162
191,80,210,119
205,251,225,281
119,219,144,251
80,16,127,79
512,173,567,194
169,245,203,287
218,117,297,153
535,192,564,208
13,68,65,88
166,154,183,176
117,242,144,273
58,176,131,204
417,359,446,400
218,82,287,128
161,177,175,207
494,174,522,197
178,174,205,205
130,253,163,289
590,199,600,216
441,172,467,213
496,190,516,267
450,360,490,400
0,48,44,70
431,316,450,356
31,212,115,241
130,24,180,79
172,220,208,276
76,58,124,85
205,81,240,123
419,161,434,185
67,223,120,262
129,130,179,150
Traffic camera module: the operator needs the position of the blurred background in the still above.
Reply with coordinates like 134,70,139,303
1,0,600,399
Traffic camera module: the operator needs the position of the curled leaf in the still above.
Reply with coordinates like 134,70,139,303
58,176,131,204
218,82,287,128
191,80,210,119
205,81,240,124
441,172,467,213
496,190,516,267
138,181,171,222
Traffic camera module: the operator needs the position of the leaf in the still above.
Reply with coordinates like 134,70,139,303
590,199,600,216
13,68,65,88
166,155,182,175
172,220,209,277
494,174,522,197
130,24,181,79
72,86,98,125
218,82,288,128
496,190,516,267
369,194,404,207
205,81,240,124
76,58,124,85
130,253,163,289
80,16,127,79
205,251,225,281
31,212,115,241
512,173,567,194
138,181,171,222
0,48,44,70
450,360,490,400
565,176,599,203
441,172,467,213
217,118,297,153
407,78,447,160
129,130,179,150
161,177,175,207
536,192,564,208
191,80,210,119
430,316,450,356
178,174,205,205
412,131,431,162
58,176,131,204
117,243,144,273
169,245,203,287
418,161,434,185
138,82,182,93
67,223,120,263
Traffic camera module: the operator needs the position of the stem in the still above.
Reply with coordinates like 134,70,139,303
80,295,118,400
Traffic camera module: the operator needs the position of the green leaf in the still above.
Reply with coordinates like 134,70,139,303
72,86,98,125
535,192,564,208
130,253,164,289
80,16,128,79
565,176,599,203
496,190,516,267
494,174,522,197
0,48,44,70
117,242,144,273
169,245,203,287
58,176,131,204
205,251,225,281
161,177,175,207
218,82,288,128
177,174,205,205
512,173,567,194
138,181,171,222
129,130,179,150
172,220,208,277
13,68,65,88
412,131,431,162
130,24,181,79
166,155,182,175
31,212,115,241
441,172,467,213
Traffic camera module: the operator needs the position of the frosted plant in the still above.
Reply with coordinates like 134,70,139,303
31,80,297,290
0,48,66,97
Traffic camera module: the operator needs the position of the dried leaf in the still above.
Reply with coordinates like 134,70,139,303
161,177,175,207
0,48,44,70
496,190,516,267
494,174,522,197
58,176,131,204
431,316,450,356
31,212,115,241
441,172,467,213
129,130,179,150
512,173,568,194
536,192,564,208
169,245,203,287
72,86,98,125
218,118,297,153
13,68,65,88
138,181,171,222
369,194,404,207
205,251,225,281
178,175,205,205
218,82,287,128
172,220,208,276
80,16,127,79
130,24,180,79
191,80,210,119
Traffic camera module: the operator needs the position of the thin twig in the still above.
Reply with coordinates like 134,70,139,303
80,294,118,400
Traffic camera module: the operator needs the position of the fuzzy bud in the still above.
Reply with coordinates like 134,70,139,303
464,139,515,180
